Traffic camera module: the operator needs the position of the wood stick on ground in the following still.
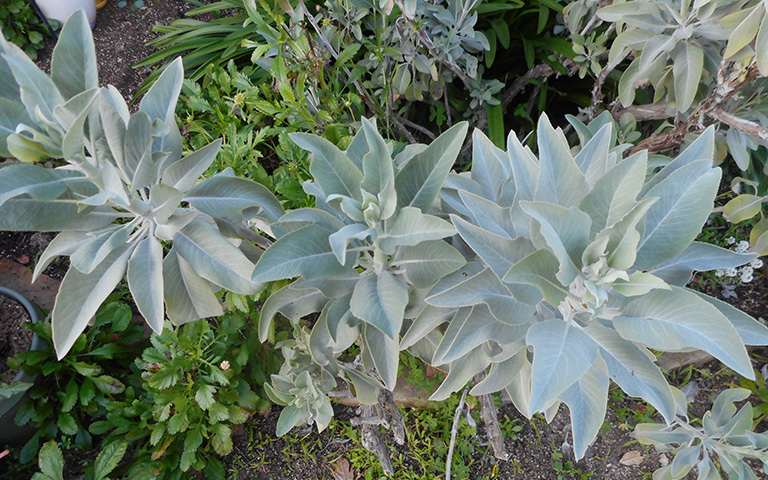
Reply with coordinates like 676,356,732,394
445,387,469,480
379,388,406,445
358,402,394,476
480,392,509,460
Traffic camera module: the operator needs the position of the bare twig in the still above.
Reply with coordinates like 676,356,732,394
629,61,761,155
395,114,437,141
445,388,469,480
613,104,675,122
501,61,580,115
710,109,768,142
587,25,619,121
379,389,406,445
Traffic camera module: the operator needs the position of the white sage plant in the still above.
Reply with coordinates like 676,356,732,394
0,11,283,358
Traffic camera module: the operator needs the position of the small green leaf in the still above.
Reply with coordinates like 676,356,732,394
723,194,764,224
38,441,64,480
57,412,78,435
93,441,128,480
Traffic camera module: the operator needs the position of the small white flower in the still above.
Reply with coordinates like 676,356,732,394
220,360,230,371
735,240,750,253
741,272,754,283
725,267,738,277
750,258,764,269
725,236,736,245
716,269,726,277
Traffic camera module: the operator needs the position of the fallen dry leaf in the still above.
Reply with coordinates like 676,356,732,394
619,450,645,466
332,457,355,480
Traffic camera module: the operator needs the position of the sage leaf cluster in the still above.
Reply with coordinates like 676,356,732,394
0,11,282,358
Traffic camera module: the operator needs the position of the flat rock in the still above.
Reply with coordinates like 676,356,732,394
0,258,60,312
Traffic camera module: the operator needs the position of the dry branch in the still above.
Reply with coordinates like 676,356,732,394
629,61,761,155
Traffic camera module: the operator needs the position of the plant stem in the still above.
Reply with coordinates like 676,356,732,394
445,387,469,480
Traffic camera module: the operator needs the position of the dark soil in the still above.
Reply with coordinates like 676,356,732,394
35,0,204,102
0,294,33,383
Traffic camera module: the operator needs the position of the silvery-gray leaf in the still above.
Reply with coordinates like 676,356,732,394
535,114,589,206
559,357,609,460
127,235,164,334
291,132,363,199
583,323,676,422
139,57,183,161
186,172,284,222
430,348,491,401
53,243,134,359
391,239,466,288
173,220,260,295
470,348,526,395
252,224,354,282
615,287,753,378
350,271,407,339
50,10,98,101
395,122,468,212
527,319,599,413
363,324,399,390
163,248,223,326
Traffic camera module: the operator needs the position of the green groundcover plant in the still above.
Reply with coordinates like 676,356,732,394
3,9,768,479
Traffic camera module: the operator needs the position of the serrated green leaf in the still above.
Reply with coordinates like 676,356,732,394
93,441,127,480
38,440,64,480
